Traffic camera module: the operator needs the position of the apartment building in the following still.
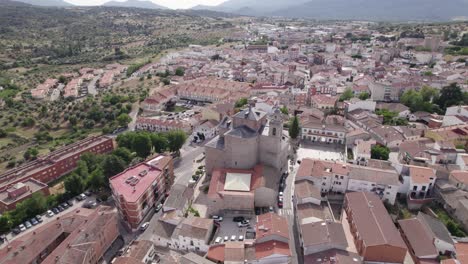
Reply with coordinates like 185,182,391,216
110,155,174,229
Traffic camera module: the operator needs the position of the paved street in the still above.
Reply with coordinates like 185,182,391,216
87,74,101,96
174,142,205,186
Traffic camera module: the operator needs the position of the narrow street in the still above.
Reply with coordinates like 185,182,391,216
174,142,205,186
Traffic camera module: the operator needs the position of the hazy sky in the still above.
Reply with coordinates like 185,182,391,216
65,0,227,9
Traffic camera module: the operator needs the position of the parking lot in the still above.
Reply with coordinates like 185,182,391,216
212,216,257,244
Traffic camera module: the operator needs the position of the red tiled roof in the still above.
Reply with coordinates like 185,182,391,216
398,218,437,258
207,244,225,262
255,240,291,260
296,159,349,179
456,243,468,264
256,212,289,241
408,166,435,184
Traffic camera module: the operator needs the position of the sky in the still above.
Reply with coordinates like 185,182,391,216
64,0,227,9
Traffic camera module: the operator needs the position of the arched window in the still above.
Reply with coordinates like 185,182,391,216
272,127,277,136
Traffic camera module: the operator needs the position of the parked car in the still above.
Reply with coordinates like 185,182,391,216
212,216,223,222
82,200,97,209
84,190,92,196
46,210,54,217
233,216,245,222
30,218,39,226
76,193,87,201
66,200,74,206
140,222,149,231
61,203,69,209
52,208,60,214
278,201,283,208
230,235,236,241
155,204,163,212
238,235,244,241
36,215,43,223
269,206,274,213
19,224,26,232
215,237,222,244
57,205,64,212
0,235,4,244
12,228,21,235
224,236,229,242
238,222,250,228
24,221,32,229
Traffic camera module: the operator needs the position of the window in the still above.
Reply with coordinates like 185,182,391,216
413,186,417,191
272,127,277,136
422,186,426,191
340,176,344,179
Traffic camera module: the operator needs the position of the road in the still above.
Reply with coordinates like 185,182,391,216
128,102,140,131
174,142,205,186
88,75,101,96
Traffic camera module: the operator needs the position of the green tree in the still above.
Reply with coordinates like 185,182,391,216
0,215,12,234
339,88,354,102
0,128,6,138
166,130,187,154
288,116,300,140
87,167,106,192
102,155,126,177
420,86,439,102
175,67,185,76
371,145,390,160
64,173,85,196
21,117,35,127
150,133,169,153
436,83,464,111
280,106,289,115
358,92,370,100
235,98,248,108
133,133,152,158
116,132,135,150
23,147,39,161
112,147,134,165
161,78,171,85
117,113,132,127
80,152,103,172
75,160,89,179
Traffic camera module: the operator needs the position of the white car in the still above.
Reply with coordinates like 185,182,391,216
140,222,150,231
230,235,237,241
224,236,229,242
278,192,284,197
46,210,54,217
215,237,223,244
212,216,223,222
19,224,26,232
238,235,244,241
238,222,250,228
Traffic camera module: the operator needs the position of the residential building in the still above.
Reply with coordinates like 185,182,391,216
110,155,174,229
135,117,192,133
201,101,235,122
31,78,58,99
180,252,216,264
63,78,82,98
398,217,439,263
113,240,157,264
376,102,411,118
300,219,348,256
0,136,114,189
0,206,119,264
301,115,346,144
0,179,50,213
449,171,468,191
171,217,215,253
400,165,436,209
141,89,176,112
352,139,376,165
176,78,250,103
344,192,407,263
205,106,288,176
456,153,468,171
344,98,376,113
310,94,338,110
193,120,218,140
416,212,455,254
442,106,468,127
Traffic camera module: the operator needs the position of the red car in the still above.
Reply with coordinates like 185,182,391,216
278,201,283,208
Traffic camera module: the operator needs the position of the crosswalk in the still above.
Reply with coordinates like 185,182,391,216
278,208,293,216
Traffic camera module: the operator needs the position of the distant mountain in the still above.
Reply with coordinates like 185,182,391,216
14,0,73,6
0,0,31,6
102,0,168,10
193,0,468,21
271,0,468,21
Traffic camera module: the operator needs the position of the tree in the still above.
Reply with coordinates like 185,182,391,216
87,167,106,192
150,133,169,153
75,160,89,179
166,130,187,154
0,215,12,234
161,78,170,85
83,119,95,129
21,117,35,127
358,92,370,100
112,147,134,165
288,116,300,140
0,128,6,138
371,145,390,160
175,67,185,76
211,54,221,61
102,155,126,177
23,147,39,160
80,152,103,172
116,132,135,150
280,106,289,115
64,173,85,196
133,133,152,158
436,83,464,111
339,88,354,102
117,113,132,127
235,98,248,108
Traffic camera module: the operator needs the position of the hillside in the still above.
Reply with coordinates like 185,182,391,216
194,0,468,21
102,0,168,10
